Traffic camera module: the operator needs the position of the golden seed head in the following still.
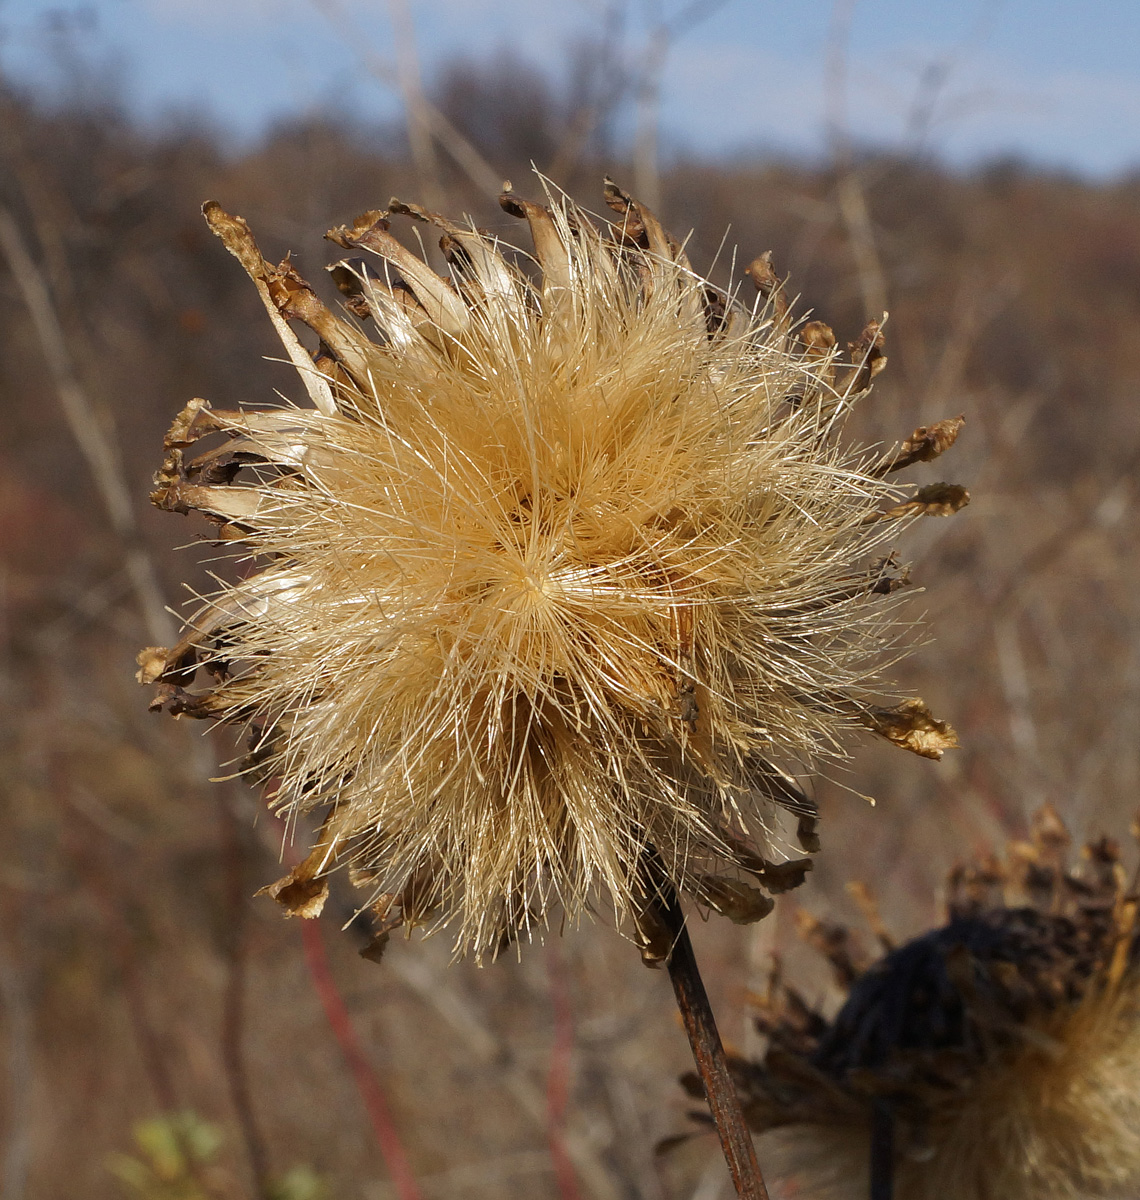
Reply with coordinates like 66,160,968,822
141,180,961,959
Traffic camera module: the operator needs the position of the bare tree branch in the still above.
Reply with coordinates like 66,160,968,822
825,0,888,322
309,0,504,198
381,947,625,1200
0,206,173,646
633,0,731,211
386,0,446,211
0,938,33,1200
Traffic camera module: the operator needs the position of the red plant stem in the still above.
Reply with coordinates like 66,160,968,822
545,941,582,1200
298,919,423,1200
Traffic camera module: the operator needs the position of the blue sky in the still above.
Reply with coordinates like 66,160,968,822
4,0,1140,175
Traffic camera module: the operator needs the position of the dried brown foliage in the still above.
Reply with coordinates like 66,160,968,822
2,65,1140,1200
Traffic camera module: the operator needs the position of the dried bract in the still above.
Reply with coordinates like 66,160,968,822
861,698,959,760
711,807,1140,1199
140,182,961,958
874,415,966,475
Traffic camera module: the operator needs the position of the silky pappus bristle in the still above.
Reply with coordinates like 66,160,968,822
138,178,964,961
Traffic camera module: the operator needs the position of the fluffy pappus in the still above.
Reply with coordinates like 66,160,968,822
139,180,962,959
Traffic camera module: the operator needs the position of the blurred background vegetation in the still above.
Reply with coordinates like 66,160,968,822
3,5,1140,1198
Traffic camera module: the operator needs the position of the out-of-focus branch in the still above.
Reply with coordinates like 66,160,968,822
550,4,631,184
416,97,507,199
834,172,887,321
546,941,582,1200
63,799,182,1115
633,0,730,212
386,0,445,211
0,91,80,312
309,0,503,198
689,1151,732,1200
369,1151,557,1198
902,2,1003,155
825,0,888,322
984,446,1140,616
382,947,624,1200
0,206,173,646
920,269,1017,409
300,919,423,1200
220,799,272,1198
0,937,33,1200
632,20,670,212
994,617,1042,814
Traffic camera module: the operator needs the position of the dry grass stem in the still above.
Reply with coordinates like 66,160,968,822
0,205,173,646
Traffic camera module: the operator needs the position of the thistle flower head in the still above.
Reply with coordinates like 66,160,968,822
716,806,1140,1199
139,180,962,959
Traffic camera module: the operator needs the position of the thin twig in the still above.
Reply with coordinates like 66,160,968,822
61,791,181,1114
308,0,503,198
825,0,888,322
377,942,624,1200
310,889,624,1197
385,0,446,212
0,134,219,828
0,204,173,646
632,0,730,212
219,798,272,1197
59,772,214,1200
983,442,1140,617
0,936,33,1200
660,886,770,1200
299,918,423,1200
0,89,82,312
631,19,670,211
545,940,582,1200
325,892,627,1196
549,2,630,181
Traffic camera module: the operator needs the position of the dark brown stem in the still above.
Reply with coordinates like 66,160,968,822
219,795,272,1196
660,886,770,1200
870,1100,894,1200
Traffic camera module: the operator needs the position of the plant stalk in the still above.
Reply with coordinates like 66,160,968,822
661,885,770,1200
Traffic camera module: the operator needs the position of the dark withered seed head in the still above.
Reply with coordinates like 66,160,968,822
704,805,1140,1199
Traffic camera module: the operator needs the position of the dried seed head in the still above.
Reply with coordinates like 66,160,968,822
714,806,1140,1199
140,181,961,959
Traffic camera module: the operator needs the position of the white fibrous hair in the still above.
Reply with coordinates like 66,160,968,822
139,180,962,959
